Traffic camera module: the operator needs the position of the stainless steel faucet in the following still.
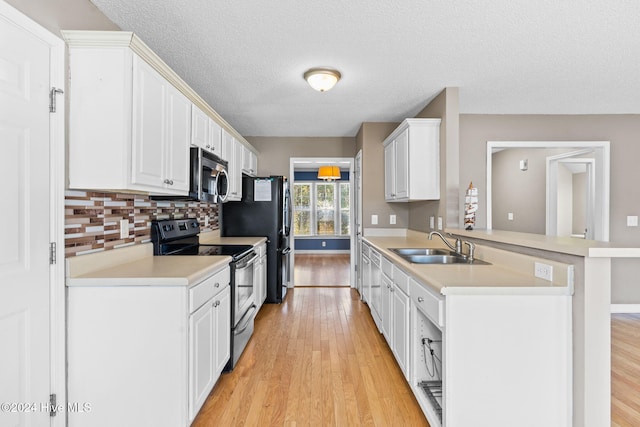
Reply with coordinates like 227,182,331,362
428,231,475,260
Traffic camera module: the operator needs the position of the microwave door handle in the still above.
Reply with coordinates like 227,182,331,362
217,169,229,203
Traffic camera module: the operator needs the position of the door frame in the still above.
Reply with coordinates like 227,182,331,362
289,157,355,288
1,2,66,425
546,151,596,239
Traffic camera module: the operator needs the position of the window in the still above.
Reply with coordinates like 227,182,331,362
293,181,350,236
293,183,311,235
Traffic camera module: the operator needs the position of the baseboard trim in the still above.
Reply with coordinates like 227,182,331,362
611,304,640,314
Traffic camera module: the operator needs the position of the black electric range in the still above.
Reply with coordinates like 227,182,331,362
151,219,259,372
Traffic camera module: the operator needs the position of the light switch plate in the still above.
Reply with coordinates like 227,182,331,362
429,216,435,229
437,216,443,230
390,214,396,225
371,214,378,225
508,212,514,221
627,216,638,227
205,215,210,227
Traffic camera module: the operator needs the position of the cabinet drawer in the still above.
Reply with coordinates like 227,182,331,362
370,250,381,267
410,278,443,327
381,256,393,278
394,267,409,295
361,243,370,258
189,267,230,313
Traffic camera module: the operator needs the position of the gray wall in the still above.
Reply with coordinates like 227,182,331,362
409,87,460,232
355,123,405,229
6,0,118,35
459,114,640,303
246,136,356,177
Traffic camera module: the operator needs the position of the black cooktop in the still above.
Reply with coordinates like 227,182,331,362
164,243,254,260
151,219,254,261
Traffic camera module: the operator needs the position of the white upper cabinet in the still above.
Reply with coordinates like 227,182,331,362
241,144,257,176
131,57,190,192
63,31,256,196
383,118,441,202
222,129,242,201
190,106,222,157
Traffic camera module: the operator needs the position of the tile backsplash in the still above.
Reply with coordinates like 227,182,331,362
65,191,219,257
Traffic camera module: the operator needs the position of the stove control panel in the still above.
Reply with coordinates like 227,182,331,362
152,219,201,241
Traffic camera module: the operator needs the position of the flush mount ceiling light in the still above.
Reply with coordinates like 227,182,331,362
317,165,341,181
304,68,341,92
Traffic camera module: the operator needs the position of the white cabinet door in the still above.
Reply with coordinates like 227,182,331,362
260,254,267,305
394,128,409,199
131,56,165,188
370,251,382,330
384,141,395,200
191,104,208,150
189,300,214,421
241,145,257,176
222,129,242,201
166,85,191,192
392,285,410,379
132,57,190,193
381,274,393,344
208,118,222,156
213,286,231,376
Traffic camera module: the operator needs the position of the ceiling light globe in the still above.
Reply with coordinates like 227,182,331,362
304,68,341,92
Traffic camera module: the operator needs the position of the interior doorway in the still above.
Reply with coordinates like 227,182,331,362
546,149,600,240
289,157,355,288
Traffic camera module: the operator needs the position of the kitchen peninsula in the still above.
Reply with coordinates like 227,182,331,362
361,228,639,427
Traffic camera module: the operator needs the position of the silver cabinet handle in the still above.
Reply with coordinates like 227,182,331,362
164,179,174,185
214,282,220,288
417,297,424,302
213,300,220,307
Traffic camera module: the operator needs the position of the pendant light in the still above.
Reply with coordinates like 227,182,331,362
317,166,341,181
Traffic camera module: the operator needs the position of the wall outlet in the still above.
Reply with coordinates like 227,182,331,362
627,216,638,227
429,216,435,229
390,214,396,225
119,219,129,239
508,212,514,221
322,241,326,247
534,262,553,282
205,215,210,227
371,214,378,225
437,216,443,230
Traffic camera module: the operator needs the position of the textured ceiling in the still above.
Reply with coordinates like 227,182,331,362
90,0,640,137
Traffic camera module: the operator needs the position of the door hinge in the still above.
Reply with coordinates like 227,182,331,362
49,87,64,113
49,242,56,265
49,394,57,417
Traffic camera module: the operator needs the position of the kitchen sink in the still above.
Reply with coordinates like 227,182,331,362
390,248,451,256
390,248,491,265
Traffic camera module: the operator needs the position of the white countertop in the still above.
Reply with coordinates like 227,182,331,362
446,228,640,258
66,234,267,287
67,254,231,287
199,231,267,246
363,234,573,296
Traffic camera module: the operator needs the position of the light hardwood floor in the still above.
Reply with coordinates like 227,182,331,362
612,313,640,426
193,287,428,426
294,253,351,287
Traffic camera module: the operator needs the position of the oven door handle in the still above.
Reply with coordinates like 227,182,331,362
235,304,257,335
234,252,258,270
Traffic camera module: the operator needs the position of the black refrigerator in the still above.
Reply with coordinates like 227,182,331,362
220,175,291,303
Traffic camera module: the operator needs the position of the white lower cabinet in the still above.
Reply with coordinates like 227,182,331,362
67,266,231,427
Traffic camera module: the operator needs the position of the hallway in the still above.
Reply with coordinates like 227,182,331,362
192,287,428,426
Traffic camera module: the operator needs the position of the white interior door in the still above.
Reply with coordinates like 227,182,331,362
0,4,61,426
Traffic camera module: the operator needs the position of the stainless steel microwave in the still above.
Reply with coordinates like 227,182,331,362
152,147,229,203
